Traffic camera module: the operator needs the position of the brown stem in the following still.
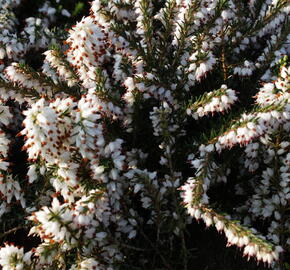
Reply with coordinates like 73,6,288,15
0,226,24,239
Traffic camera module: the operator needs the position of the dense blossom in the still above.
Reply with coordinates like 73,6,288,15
181,65,290,267
0,243,32,270
0,0,289,270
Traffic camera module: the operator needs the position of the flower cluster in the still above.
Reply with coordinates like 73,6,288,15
0,0,71,71
44,48,78,87
181,63,290,267
186,85,238,119
0,243,32,270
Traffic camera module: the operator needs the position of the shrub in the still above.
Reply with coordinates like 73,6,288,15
0,0,289,269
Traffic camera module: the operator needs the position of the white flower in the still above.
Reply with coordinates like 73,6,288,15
0,244,31,270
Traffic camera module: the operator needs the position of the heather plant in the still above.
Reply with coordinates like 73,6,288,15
0,0,88,72
0,1,289,270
